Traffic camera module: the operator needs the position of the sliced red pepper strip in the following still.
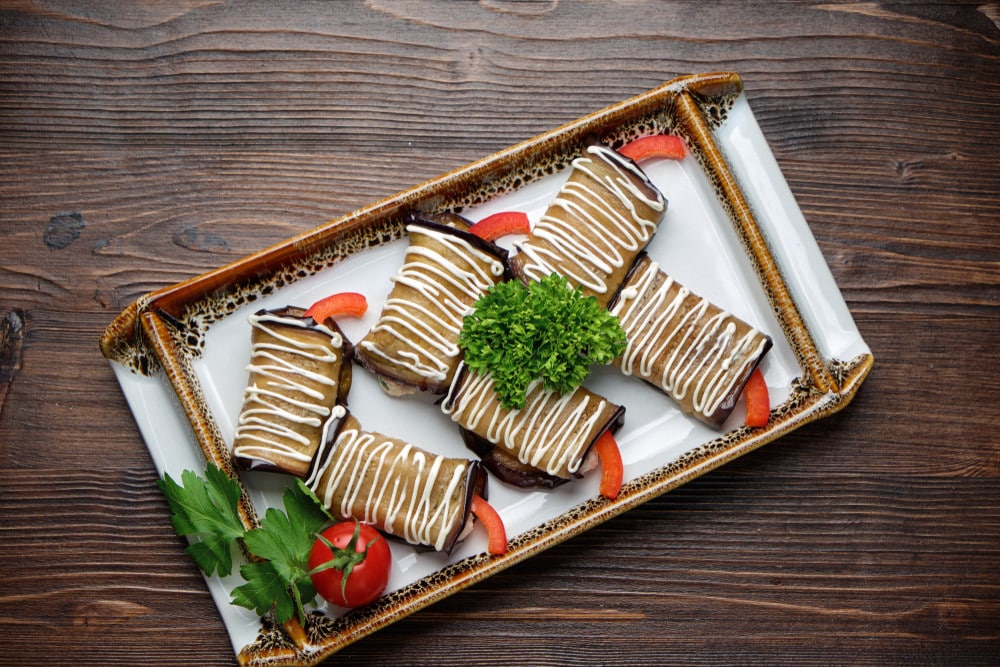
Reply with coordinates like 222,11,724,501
618,134,686,162
471,493,507,556
467,211,530,242
303,291,368,322
744,368,770,428
593,430,623,500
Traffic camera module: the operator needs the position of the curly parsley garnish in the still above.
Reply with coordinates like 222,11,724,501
458,273,626,409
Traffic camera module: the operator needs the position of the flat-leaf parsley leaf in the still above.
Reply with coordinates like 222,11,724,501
233,481,332,623
159,466,336,624
458,273,626,409
157,464,246,577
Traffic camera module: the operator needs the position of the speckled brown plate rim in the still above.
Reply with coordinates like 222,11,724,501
101,72,873,666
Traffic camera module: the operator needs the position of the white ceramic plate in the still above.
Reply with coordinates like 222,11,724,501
102,72,872,666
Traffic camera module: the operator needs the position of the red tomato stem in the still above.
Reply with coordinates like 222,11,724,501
594,430,623,500
743,368,770,428
470,493,508,556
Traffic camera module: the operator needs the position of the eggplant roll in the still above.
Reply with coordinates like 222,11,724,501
442,364,625,486
306,412,487,553
231,307,352,477
509,143,666,307
609,254,772,427
354,215,509,395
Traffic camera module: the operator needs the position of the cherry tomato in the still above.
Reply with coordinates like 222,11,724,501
308,521,392,608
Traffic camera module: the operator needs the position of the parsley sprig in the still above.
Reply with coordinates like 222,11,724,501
157,464,246,578
458,273,626,409
157,466,334,624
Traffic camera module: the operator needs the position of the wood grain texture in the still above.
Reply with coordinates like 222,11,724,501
1,1,997,665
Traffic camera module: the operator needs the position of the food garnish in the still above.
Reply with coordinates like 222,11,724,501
618,134,686,162
230,481,333,623
470,493,508,556
593,430,624,499
743,368,770,427
458,273,627,410
157,464,246,578
303,291,368,322
467,211,531,241
160,466,347,624
308,521,392,608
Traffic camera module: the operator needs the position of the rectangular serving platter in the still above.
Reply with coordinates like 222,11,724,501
101,72,873,666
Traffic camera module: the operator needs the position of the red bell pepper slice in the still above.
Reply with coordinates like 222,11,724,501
467,211,530,242
471,493,508,556
618,134,686,162
743,368,770,428
303,291,368,322
593,430,623,500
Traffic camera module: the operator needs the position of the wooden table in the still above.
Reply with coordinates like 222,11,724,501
2,2,997,665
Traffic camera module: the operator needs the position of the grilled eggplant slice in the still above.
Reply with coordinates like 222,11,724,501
609,254,772,427
509,143,666,307
354,213,510,395
306,411,488,554
231,307,352,476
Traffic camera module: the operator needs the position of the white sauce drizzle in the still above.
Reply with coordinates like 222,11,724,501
442,367,607,477
516,145,665,298
610,259,770,420
307,423,467,551
359,224,505,382
232,311,344,469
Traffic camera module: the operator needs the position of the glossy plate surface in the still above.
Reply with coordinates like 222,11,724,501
101,72,872,666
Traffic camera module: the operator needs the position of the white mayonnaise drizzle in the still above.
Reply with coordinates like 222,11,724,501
516,144,665,297
359,224,505,383
232,311,344,468
308,422,467,551
610,259,770,420
442,367,607,477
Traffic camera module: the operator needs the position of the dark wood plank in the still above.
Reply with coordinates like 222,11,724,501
1,1,998,665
